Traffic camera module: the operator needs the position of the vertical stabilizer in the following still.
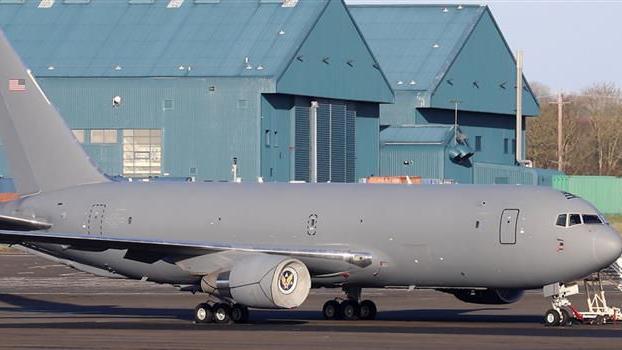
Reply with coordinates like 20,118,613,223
0,31,108,195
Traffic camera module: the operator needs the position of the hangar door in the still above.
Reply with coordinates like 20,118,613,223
294,99,355,183
499,209,519,244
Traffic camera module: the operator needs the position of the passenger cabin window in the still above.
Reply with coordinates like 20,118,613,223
556,214,567,227
582,214,603,224
569,214,582,226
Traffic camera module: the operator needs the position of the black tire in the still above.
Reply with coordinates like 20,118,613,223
322,300,340,320
559,308,573,327
212,303,232,324
341,300,360,320
544,309,561,327
231,304,249,324
359,300,377,320
194,303,213,324
595,315,606,325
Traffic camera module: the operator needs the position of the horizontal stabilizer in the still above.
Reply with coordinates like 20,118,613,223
0,214,51,231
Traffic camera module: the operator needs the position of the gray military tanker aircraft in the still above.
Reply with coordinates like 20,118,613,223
0,31,620,325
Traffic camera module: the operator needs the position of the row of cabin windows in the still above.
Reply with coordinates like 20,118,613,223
556,213,605,227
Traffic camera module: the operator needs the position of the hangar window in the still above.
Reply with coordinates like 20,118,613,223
90,129,117,144
556,214,567,227
475,136,482,152
72,129,85,144
162,99,174,111
504,138,509,154
123,129,162,177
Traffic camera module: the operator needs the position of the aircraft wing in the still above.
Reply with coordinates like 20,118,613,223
0,230,373,273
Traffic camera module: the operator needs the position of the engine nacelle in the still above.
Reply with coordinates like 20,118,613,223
201,254,311,309
448,288,524,305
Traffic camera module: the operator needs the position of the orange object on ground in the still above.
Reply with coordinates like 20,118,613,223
0,193,19,202
365,176,421,184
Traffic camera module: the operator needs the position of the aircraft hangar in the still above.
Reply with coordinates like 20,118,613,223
0,0,559,185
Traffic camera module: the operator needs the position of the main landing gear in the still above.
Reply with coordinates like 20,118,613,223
194,302,250,324
322,287,378,321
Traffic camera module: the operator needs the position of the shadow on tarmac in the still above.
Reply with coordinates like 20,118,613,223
0,294,621,338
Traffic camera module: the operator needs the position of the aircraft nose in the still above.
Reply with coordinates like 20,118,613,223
593,229,622,267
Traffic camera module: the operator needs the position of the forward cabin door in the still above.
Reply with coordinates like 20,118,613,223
499,209,519,244
87,204,106,236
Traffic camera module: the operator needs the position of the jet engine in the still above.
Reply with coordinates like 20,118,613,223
446,288,524,305
200,254,311,309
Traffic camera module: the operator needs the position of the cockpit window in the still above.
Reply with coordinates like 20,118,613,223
582,214,603,224
556,214,567,227
569,214,582,226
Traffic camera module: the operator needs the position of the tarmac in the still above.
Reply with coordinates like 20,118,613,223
0,251,620,349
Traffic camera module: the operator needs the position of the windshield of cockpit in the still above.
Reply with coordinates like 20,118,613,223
555,213,608,227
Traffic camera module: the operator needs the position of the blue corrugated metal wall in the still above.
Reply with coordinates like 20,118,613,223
417,109,521,166
37,77,273,181
261,94,294,182
380,144,443,178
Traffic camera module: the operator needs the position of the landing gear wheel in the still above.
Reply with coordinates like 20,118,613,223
322,300,340,320
559,308,573,327
340,300,360,320
231,304,249,324
544,309,561,327
212,303,232,324
595,315,606,325
194,303,213,324
359,300,377,320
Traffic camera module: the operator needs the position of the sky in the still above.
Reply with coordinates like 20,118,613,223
347,0,622,94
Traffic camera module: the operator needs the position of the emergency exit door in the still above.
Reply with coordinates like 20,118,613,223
499,209,519,244
87,204,106,236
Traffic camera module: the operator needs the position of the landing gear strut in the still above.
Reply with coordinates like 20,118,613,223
322,287,377,321
193,302,250,324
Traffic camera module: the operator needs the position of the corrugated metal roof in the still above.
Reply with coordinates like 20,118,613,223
380,125,452,144
349,4,485,92
0,0,328,77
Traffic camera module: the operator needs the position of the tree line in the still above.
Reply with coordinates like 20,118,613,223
527,82,622,176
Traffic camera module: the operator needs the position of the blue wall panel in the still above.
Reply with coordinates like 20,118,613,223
380,144,443,178
430,11,539,116
277,0,393,104
28,77,274,181
260,94,294,182
417,108,520,166
355,116,379,179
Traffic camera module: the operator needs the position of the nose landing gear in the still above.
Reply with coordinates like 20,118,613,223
321,287,378,321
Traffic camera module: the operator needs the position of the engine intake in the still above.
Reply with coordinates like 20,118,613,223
447,288,524,305
201,254,311,309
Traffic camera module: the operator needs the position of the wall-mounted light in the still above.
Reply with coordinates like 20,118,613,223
112,95,122,108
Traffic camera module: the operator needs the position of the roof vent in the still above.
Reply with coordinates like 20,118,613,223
278,29,286,35
48,65,55,71
457,5,464,10
257,65,265,71
442,7,448,13
114,65,122,71
282,0,298,7
397,81,404,85
433,43,440,49
167,0,184,8
38,0,54,5
409,80,416,85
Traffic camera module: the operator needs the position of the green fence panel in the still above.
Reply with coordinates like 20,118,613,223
553,176,622,214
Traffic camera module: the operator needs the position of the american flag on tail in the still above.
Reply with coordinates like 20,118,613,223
8,79,26,92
